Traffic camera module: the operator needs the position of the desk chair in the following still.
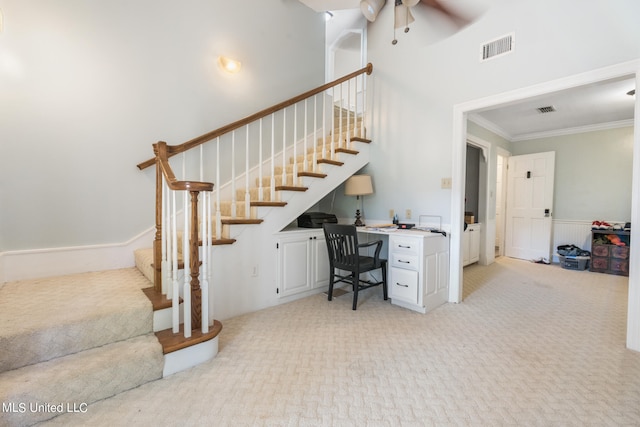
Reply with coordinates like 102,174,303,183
322,223,388,310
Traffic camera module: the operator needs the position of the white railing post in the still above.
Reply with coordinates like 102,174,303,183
245,125,251,218
182,191,191,338
312,95,318,170
258,118,264,201
171,190,179,334
338,84,343,152
281,109,287,187
303,99,308,173
231,131,237,218
215,137,222,240
270,114,276,198
201,191,211,333
292,104,298,184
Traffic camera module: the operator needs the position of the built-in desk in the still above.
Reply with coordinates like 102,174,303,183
358,228,450,314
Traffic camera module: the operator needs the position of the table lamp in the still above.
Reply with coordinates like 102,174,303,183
345,175,374,226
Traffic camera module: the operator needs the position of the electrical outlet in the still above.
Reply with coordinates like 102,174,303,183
389,209,395,219
441,177,452,189
406,209,412,219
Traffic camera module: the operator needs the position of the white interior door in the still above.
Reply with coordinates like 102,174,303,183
505,151,555,261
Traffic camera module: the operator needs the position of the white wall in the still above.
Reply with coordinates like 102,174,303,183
0,0,325,252
325,0,640,227
510,126,634,222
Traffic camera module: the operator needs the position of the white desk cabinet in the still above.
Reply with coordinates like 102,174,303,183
388,231,449,313
276,229,329,298
463,223,481,266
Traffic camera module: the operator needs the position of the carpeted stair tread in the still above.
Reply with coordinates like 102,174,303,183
0,333,163,427
0,268,153,373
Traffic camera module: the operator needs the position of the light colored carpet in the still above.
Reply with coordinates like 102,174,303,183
0,268,164,427
39,258,640,425
0,268,154,372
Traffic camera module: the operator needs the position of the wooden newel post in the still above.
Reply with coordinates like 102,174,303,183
189,190,202,330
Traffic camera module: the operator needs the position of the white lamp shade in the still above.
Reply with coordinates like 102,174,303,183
360,0,386,22
345,175,374,196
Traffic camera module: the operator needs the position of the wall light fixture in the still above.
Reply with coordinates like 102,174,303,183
218,56,242,74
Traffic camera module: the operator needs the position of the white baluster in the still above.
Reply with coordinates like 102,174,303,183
201,191,210,333
215,137,222,240
322,94,326,160
303,99,308,173
231,131,237,218
245,125,250,218
183,191,191,338
258,118,264,201
161,179,169,296
281,109,287,188
347,78,352,143
171,190,179,334
312,95,318,171
292,104,297,185
270,114,276,199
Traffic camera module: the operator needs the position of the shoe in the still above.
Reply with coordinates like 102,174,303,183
599,221,612,230
613,223,623,231
624,222,631,231
592,220,601,230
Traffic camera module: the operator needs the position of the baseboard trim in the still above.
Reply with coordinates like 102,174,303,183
0,227,154,283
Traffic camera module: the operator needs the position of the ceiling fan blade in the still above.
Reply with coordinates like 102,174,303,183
419,0,470,28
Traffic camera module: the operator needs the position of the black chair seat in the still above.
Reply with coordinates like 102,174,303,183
323,223,388,310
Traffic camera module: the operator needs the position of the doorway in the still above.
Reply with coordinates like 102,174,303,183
449,61,640,351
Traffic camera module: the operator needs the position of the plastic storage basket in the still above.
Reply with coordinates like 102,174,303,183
558,254,590,271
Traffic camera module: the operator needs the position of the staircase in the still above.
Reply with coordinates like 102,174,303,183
0,269,164,427
0,65,374,427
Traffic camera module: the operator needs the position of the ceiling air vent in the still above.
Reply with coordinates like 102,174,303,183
537,105,556,114
480,33,514,62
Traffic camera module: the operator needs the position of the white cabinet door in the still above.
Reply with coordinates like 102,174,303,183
277,235,312,297
310,234,330,289
277,230,328,297
469,226,480,264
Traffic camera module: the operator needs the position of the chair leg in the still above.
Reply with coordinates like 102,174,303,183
352,272,359,310
327,272,335,301
382,261,388,300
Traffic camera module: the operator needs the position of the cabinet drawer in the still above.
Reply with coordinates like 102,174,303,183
592,244,609,257
611,246,630,259
391,253,419,270
390,267,418,303
590,256,608,271
610,259,629,274
390,238,419,255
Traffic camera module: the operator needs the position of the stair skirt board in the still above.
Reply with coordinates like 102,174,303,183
162,336,219,377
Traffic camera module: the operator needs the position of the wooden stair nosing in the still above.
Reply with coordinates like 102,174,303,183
251,201,287,207
275,185,308,192
222,218,263,225
317,159,344,166
298,171,327,178
155,320,223,354
350,136,371,143
335,148,359,155
142,286,182,312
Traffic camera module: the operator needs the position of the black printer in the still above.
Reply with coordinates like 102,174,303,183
297,212,338,228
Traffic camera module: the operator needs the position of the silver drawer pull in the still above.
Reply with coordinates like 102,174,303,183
399,260,410,263
399,245,411,249
396,283,409,287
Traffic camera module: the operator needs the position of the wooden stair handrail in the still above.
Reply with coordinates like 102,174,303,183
154,141,213,192
137,63,373,170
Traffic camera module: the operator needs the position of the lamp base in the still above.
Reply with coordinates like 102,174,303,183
353,209,365,227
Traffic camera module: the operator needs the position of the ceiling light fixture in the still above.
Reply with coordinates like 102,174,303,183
218,56,241,74
360,0,386,22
